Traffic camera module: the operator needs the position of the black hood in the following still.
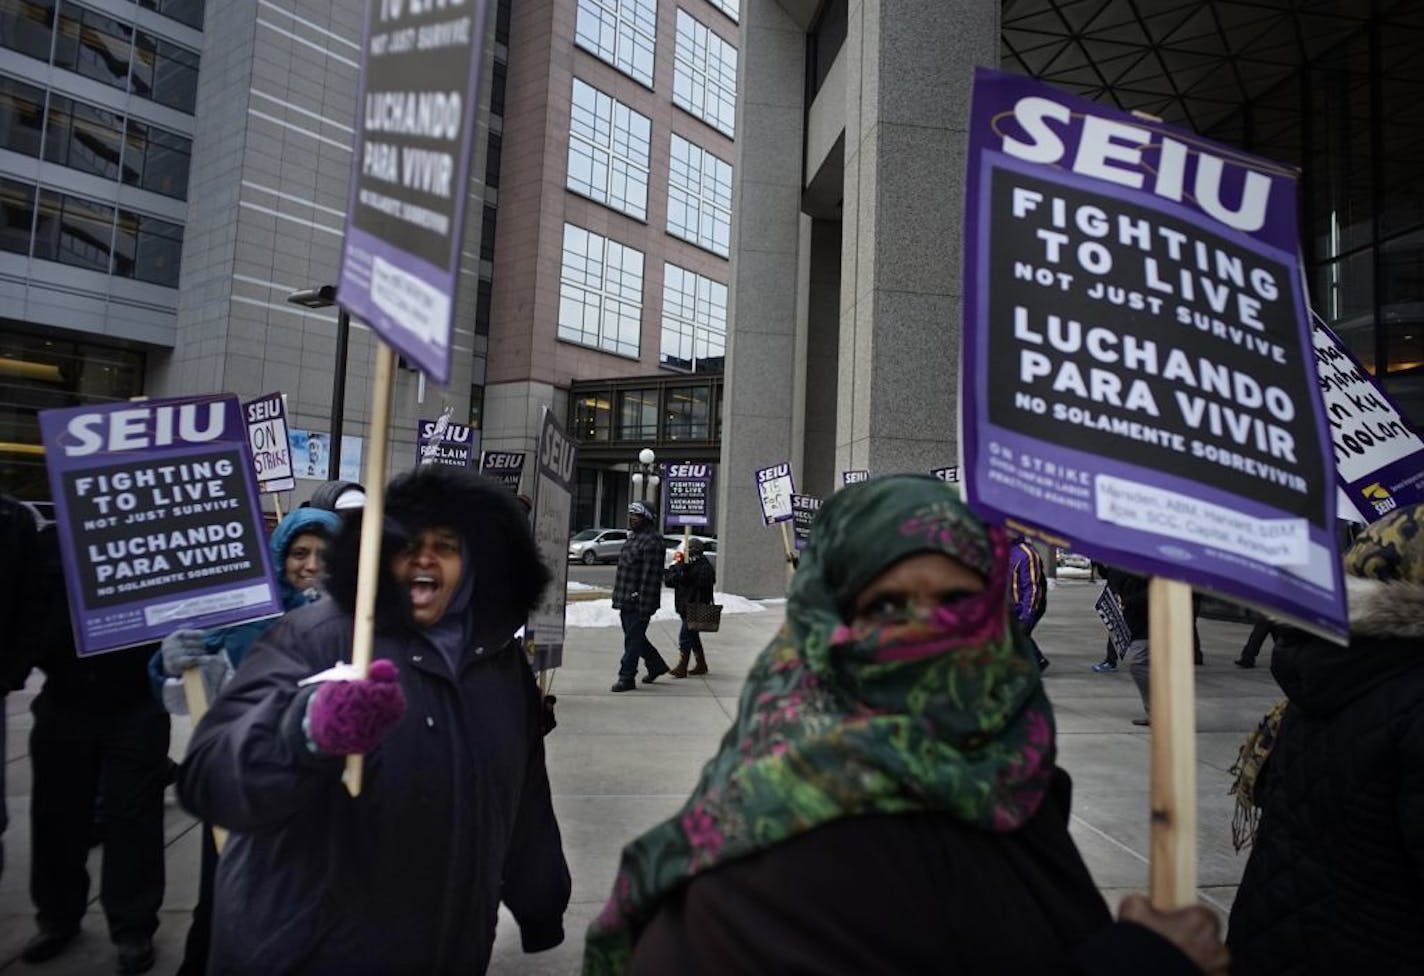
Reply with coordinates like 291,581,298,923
328,465,550,644
1272,577,1424,717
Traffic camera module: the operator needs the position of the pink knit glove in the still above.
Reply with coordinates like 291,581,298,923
306,659,407,755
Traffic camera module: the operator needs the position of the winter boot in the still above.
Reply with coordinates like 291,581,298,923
669,652,690,678
688,649,708,675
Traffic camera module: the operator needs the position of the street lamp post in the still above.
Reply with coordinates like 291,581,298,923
286,285,348,482
629,447,659,506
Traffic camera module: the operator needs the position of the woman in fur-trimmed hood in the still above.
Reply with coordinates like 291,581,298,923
1228,504,1424,975
179,466,569,975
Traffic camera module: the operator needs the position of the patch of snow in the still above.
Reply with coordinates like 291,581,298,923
566,580,599,592
566,588,769,629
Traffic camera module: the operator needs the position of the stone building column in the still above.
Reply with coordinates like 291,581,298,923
837,0,999,476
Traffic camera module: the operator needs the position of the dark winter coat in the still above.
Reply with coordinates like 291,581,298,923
27,523,156,708
611,522,665,618
1228,577,1424,975
1100,567,1149,641
1010,540,1047,629
0,494,40,692
664,554,714,616
179,467,569,975
631,770,1201,975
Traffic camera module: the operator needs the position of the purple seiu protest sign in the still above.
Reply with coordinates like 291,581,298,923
479,451,526,493
417,416,475,468
791,494,822,550
528,409,576,671
336,0,490,384
244,393,294,493
755,462,796,526
931,466,960,484
961,68,1346,640
39,395,283,656
842,470,869,486
1312,315,1424,522
661,463,715,529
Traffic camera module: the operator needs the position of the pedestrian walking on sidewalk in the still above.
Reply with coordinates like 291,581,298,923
1101,564,1151,725
1228,504,1424,974
180,466,570,974
21,525,169,974
610,501,671,692
1009,533,1049,670
664,538,716,677
585,475,1228,976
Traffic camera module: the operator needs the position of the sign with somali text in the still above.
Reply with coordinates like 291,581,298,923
792,494,822,550
529,409,576,671
931,466,960,484
39,396,283,656
479,451,526,493
842,470,869,486
244,393,294,492
961,68,1345,640
417,416,475,468
1313,316,1424,522
755,462,795,526
336,0,489,384
661,463,714,528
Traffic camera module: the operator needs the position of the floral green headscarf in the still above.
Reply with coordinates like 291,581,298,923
582,475,1056,974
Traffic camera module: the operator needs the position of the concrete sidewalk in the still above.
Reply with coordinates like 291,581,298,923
1,581,1279,974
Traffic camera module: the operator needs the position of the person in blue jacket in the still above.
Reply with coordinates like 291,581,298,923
153,505,341,976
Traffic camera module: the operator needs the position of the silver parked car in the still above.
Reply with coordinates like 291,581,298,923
568,528,629,565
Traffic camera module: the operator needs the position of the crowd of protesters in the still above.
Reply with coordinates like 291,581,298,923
1,470,1421,975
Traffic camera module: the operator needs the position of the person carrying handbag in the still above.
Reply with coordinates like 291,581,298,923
665,539,717,677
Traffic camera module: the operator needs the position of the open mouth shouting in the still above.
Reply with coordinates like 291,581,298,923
392,527,463,628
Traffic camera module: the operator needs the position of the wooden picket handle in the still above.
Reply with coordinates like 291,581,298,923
344,340,397,797
182,669,229,853
1147,577,1197,907
779,521,796,582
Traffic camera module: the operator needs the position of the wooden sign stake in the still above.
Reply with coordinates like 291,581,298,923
343,340,397,797
1147,576,1197,908
181,670,229,853
779,521,795,581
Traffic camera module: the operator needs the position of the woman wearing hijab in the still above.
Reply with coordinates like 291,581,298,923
584,475,1226,975
1227,504,1424,974
179,466,571,974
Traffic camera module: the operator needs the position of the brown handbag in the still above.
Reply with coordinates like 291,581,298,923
685,602,723,632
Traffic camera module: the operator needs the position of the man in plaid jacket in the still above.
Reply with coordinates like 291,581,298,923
610,502,672,692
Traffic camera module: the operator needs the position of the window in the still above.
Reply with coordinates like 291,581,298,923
574,0,655,87
468,384,483,429
617,388,657,439
567,78,650,220
131,31,198,113
660,262,727,372
479,203,496,261
673,9,736,137
494,0,509,46
33,189,114,272
667,133,731,256
136,0,203,30
489,60,506,117
706,0,737,22
122,120,191,199
475,277,491,336
664,384,711,440
113,207,181,285
485,131,502,189
573,393,612,441
0,176,35,254
0,73,45,157
558,222,644,358
0,0,56,62
44,94,124,180
53,3,132,92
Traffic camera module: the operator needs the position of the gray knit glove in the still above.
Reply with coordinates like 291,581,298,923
160,628,210,676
